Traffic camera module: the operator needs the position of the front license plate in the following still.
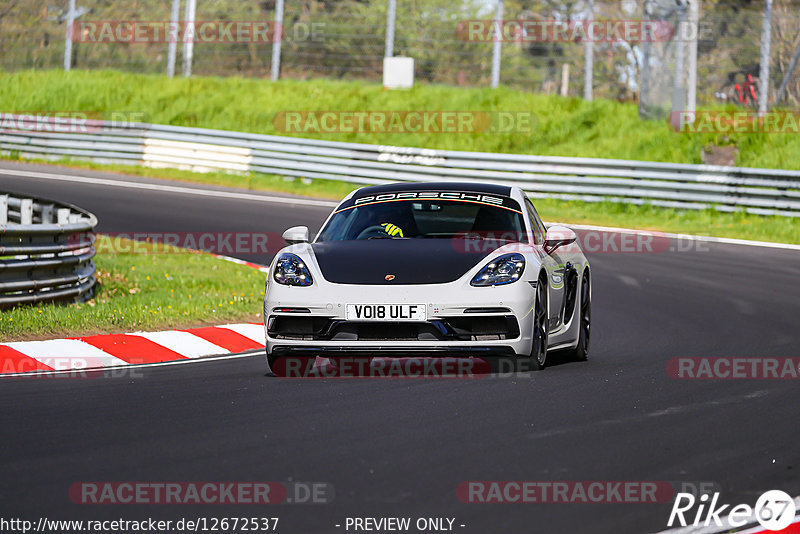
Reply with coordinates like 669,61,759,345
346,304,427,321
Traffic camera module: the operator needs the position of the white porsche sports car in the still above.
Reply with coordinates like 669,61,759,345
264,182,591,375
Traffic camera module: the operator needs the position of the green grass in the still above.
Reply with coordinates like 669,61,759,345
0,236,267,342
3,69,800,168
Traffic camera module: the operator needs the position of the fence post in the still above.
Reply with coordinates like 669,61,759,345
271,0,285,81
182,0,196,78
671,2,688,116
63,0,76,71
759,0,773,114
167,0,181,78
639,1,653,118
385,0,397,58
490,0,503,89
686,0,698,118
584,0,593,101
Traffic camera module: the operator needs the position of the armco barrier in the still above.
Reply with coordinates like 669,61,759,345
2,115,800,217
0,192,97,307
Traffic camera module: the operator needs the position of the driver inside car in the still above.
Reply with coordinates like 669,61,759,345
368,202,418,238
380,222,404,237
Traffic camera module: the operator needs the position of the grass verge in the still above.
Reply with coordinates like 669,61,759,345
3,69,800,168
0,236,267,342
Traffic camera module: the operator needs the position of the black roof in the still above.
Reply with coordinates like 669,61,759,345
355,182,512,197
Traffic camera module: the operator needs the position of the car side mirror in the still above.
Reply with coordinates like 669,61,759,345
282,226,309,245
543,225,577,254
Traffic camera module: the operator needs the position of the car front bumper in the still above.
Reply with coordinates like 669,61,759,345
264,279,538,358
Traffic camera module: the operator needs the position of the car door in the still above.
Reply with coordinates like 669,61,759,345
524,198,565,331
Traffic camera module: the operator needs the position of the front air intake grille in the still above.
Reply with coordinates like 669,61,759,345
268,315,520,341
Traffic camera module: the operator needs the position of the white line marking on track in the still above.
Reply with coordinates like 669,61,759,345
128,331,229,358
0,168,339,208
617,274,640,287
0,350,263,379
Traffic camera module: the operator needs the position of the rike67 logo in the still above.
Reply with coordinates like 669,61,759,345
668,490,796,531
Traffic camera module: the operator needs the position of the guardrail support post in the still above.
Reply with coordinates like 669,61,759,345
20,199,33,225
57,208,70,225
41,204,55,224
0,195,7,224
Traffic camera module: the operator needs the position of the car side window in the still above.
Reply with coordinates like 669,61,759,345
525,198,546,244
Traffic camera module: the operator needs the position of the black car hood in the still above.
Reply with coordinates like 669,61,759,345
311,239,497,285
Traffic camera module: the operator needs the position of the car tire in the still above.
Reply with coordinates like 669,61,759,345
266,353,282,375
267,354,313,377
566,271,591,362
527,274,549,371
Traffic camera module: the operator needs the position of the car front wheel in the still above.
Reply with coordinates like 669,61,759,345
527,275,549,371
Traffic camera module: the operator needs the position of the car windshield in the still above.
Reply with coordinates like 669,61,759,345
317,197,527,242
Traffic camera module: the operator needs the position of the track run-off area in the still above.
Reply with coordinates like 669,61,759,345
0,160,799,533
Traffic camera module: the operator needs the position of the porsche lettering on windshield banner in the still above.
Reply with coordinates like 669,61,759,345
336,191,522,213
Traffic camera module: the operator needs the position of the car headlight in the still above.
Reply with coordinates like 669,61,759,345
273,253,313,286
470,253,525,287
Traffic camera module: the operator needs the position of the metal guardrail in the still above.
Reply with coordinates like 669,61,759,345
0,191,97,307
2,115,800,217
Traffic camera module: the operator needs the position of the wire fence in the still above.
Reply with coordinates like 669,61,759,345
1,1,800,113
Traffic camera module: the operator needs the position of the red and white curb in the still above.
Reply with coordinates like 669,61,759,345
0,323,265,377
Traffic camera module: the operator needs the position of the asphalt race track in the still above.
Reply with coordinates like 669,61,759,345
1,161,799,533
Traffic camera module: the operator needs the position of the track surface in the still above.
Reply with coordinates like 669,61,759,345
1,161,799,533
